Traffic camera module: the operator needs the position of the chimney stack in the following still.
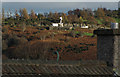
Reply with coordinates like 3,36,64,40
94,29,120,76
94,2,120,76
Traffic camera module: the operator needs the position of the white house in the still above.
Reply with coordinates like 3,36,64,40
52,23,59,27
81,25,89,28
52,17,63,27
80,24,89,28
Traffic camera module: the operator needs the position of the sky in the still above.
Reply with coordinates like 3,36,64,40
0,0,120,15
1,1,119,15
2,2,118,8
2,2,119,10
1,0,120,2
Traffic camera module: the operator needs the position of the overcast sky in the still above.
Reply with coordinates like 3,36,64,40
1,1,119,15
2,2,118,9
1,0,119,10
1,0,120,2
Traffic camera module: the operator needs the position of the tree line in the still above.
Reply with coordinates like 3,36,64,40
2,8,119,27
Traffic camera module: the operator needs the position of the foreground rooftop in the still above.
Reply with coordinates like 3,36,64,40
2,60,114,77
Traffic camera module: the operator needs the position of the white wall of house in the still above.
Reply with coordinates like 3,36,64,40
81,26,89,28
60,23,63,27
52,23,59,27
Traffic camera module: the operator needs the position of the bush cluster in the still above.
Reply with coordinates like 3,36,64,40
69,31,83,38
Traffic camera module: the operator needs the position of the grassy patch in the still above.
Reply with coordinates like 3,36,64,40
84,32,93,36
75,31,80,34
96,19,103,25
114,18,120,23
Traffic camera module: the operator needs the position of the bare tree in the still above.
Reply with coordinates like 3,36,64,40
30,9,36,20
15,9,20,19
21,22,26,32
2,8,5,20
19,8,30,20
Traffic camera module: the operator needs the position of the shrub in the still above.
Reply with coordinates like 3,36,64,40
33,32,38,34
2,27,8,33
102,17,116,26
2,40,8,51
7,35,20,47
64,37,70,42
12,41,57,60
76,31,84,37
69,31,76,37
18,37,28,44
28,36,34,41
84,32,93,36
50,32,55,40
69,31,83,37
2,55,8,60
7,34,28,47
2,33,9,40
50,48,54,51
20,23,26,32
40,35,46,40
67,44,72,48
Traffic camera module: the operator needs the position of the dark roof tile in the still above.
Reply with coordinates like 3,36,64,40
2,60,113,76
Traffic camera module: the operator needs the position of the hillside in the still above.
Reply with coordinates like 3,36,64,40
2,26,97,60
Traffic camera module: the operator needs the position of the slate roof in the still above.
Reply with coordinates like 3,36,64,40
2,60,114,77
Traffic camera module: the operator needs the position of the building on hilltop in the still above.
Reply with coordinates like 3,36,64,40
52,17,63,27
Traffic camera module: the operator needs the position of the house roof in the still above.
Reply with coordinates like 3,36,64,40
2,60,113,77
